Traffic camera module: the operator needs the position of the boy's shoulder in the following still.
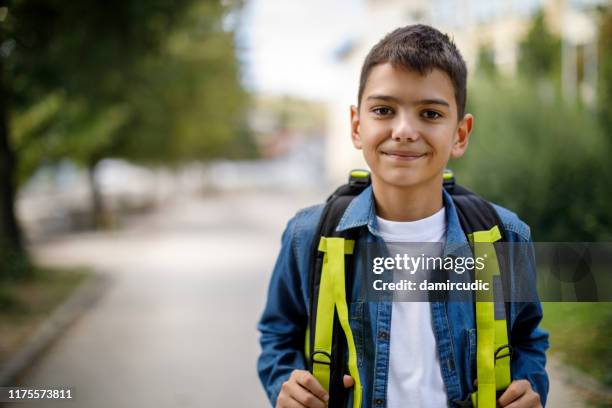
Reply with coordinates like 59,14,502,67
489,201,531,241
284,195,531,243
284,203,325,243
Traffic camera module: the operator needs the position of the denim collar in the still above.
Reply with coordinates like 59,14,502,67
335,185,470,255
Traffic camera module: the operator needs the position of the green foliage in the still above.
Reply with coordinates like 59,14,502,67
117,4,253,164
14,96,130,182
0,242,32,282
475,46,497,79
4,0,251,181
455,77,612,241
0,0,251,279
461,8,612,386
597,6,612,132
457,8,612,242
541,303,612,386
518,10,561,81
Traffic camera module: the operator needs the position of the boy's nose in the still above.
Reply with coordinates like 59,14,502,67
391,119,419,142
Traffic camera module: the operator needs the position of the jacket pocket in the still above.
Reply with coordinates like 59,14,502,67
349,301,364,368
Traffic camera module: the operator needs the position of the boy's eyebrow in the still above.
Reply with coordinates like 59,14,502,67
366,94,401,103
415,98,450,107
366,94,450,107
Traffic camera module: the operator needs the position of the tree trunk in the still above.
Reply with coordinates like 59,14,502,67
87,158,110,229
0,58,29,280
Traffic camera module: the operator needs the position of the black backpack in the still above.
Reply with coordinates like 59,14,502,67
306,169,510,408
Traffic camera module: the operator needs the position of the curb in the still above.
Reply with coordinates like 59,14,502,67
0,271,114,387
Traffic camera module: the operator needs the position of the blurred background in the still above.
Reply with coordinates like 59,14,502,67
0,0,611,407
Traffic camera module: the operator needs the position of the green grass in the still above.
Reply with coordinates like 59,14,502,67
0,267,91,365
541,302,612,386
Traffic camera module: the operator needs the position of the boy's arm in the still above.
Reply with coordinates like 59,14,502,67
257,215,309,406
509,301,549,405
509,236,549,406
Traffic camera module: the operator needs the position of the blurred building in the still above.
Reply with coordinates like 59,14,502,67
215,93,327,190
325,0,608,184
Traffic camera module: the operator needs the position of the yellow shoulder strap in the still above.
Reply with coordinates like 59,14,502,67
308,228,511,408
309,237,362,408
470,226,511,408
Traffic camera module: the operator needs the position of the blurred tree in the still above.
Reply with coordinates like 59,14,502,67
458,9,612,242
518,10,561,82
597,5,612,133
0,0,249,279
475,45,497,79
459,77,611,242
116,3,253,165
463,9,612,386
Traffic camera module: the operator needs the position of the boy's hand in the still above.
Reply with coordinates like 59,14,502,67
276,370,328,407
276,370,355,408
342,375,355,388
497,379,542,408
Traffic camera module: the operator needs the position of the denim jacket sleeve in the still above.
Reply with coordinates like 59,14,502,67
495,204,550,406
257,207,319,405
509,235,549,406
511,299,549,406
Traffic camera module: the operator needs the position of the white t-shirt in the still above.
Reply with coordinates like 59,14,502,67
376,207,448,408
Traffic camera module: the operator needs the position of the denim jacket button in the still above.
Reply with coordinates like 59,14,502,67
375,398,385,406
378,331,388,340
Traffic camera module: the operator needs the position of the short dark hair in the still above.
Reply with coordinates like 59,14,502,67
358,24,468,120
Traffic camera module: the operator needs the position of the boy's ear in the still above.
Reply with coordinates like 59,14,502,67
350,105,362,150
451,113,473,158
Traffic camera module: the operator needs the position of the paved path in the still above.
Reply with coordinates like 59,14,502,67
6,190,592,407
9,190,324,408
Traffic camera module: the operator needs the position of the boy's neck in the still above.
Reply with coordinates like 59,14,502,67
371,176,444,222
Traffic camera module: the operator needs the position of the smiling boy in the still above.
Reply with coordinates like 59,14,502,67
257,24,548,408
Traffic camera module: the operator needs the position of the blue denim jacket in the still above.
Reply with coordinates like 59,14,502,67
257,186,549,407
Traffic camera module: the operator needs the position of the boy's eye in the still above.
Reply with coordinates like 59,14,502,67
422,110,442,119
372,107,393,116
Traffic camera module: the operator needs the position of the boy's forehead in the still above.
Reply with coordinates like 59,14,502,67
363,62,456,106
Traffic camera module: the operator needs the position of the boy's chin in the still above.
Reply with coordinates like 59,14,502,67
375,170,442,191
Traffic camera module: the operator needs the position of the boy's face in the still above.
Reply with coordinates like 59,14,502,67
350,63,473,191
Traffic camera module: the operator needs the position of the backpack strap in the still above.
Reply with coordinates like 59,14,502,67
306,170,368,408
468,226,512,408
445,173,512,408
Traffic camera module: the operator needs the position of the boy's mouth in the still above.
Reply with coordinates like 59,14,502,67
381,150,427,161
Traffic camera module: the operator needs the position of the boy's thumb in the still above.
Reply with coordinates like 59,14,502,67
343,375,355,388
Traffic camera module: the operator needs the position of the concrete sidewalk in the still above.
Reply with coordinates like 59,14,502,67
8,191,324,408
